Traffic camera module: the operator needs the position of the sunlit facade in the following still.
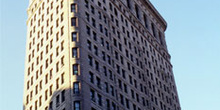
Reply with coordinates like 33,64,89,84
23,0,181,110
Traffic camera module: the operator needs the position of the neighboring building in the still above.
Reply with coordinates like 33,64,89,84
23,0,181,110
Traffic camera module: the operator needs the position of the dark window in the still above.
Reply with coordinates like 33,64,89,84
86,26,91,35
71,4,76,12
72,48,78,58
144,14,148,29
72,32,77,41
89,72,94,83
126,0,131,9
61,90,65,102
97,94,102,106
74,101,80,110
72,64,79,75
135,5,140,19
151,23,156,37
88,56,93,66
73,82,80,94
90,89,95,102
71,17,77,26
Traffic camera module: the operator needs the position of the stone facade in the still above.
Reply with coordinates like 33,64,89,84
23,0,181,110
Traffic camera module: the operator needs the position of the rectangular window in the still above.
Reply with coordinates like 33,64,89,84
104,82,108,93
71,17,77,26
95,61,99,71
97,94,102,106
71,4,77,12
85,12,90,22
92,18,96,27
72,64,79,75
144,14,148,29
73,82,80,94
96,77,101,89
99,24,103,33
94,45,98,55
86,26,91,35
74,101,80,110
72,32,77,41
91,5,95,14
87,40,91,50
72,48,78,58
90,89,95,102
106,99,110,110
89,72,94,83
56,78,59,89
56,95,60,107
61,90,65,102
135,4,140,19
88,55,93,66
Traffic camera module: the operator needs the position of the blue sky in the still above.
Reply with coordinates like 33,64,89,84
1,0,220,110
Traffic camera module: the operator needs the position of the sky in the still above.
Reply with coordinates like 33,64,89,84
0,0,220,110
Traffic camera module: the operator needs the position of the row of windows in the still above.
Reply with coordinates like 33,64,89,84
83,3,172,76
26,72,65,104
90,88,145,110
83,0,179,109
88,0,173,80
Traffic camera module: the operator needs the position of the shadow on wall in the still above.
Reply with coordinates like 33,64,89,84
23,88,76,110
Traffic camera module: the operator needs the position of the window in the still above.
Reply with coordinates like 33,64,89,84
56,78,59,89
85,0,89,8
39,96,42,106
94,45,98,55
61,90,65,102
151,23,156,37
72,64,79,75
126,0,131,9
87,40,91,50
72,32,77,41
97,94,102,106
126,98,130,109
92,31,97,40
143,14,148,29
106,99,110,110
86,26,91,35
56,95,60,107
110,85,114,96
102,51,105,61
61,73,64,84
72,48,78,58
61,26,64,36
89,72,94,83
104,82,108,93
90,89,95,102
71,4,77,12
135,4,140,19
95,61,99,71
92,18,96,27
73,82,80,94
120,94,124,105
99,24,103,33
49,101,53,110
96,77,101,89
91,5,95,14
74,101,80,110
85,12,90,22
71,17,77,26
88,55,93,66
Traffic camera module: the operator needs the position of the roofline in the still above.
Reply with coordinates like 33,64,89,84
143,0,167,30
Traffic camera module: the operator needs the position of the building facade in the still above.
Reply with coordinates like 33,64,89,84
23,0,181,110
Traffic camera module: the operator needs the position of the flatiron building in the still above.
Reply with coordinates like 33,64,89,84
23,0,181,110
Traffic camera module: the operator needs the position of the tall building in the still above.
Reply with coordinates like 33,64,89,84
23,0,181,110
